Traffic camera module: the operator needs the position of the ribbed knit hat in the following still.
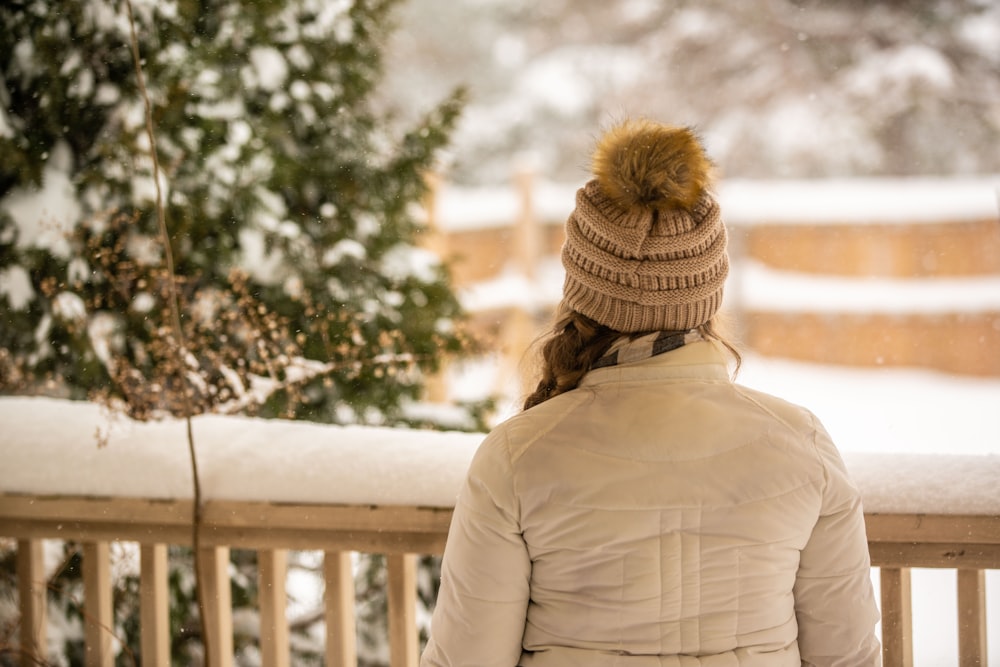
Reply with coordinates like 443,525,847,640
561,119,729,332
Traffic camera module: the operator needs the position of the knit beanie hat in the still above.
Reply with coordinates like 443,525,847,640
561,119,729,333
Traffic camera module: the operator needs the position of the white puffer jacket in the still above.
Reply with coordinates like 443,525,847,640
421,341,881,667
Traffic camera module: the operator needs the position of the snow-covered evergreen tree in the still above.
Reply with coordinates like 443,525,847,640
1,1,478,664
0,0,477,427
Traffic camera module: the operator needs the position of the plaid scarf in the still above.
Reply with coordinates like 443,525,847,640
591,329,703,370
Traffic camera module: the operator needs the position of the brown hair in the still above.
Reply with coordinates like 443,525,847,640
522,304,742,411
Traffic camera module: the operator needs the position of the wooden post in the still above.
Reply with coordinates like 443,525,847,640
513,167,538,282
420,172,447,257
509,167,543,400
957,569,988,667
419,171,450,403
83,542,114,667
880,567,913,667
198,546,234,667
140,544,170,667
504,305,538,401
387,554,418,667
258,549,290,667
16,539,46,667
324,551,357,667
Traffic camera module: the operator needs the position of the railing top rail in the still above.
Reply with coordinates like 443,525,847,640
2,493,999,567
3,396,1000,517
1,396,480,508
843,451,1000,515
0,494,453,553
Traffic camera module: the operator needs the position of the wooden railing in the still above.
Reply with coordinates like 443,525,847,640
867,512,997,666
2,495,451,667
2,492,997,667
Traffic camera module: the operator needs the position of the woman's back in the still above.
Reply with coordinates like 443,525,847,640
425,342,879,666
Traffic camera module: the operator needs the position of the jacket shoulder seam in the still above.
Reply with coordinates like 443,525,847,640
503,390,594,464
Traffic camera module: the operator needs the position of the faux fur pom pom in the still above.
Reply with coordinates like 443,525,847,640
591,119,712,213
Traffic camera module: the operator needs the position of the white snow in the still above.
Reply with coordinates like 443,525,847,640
1,141,81,258
959,11,1000,61
735,354,1000,460
459,256,1000,317
380,244,442,283
844,452,1000,515
846,45,955,99
247,47,289,92
736,260,1000,313
518,55,595,116
433,182,524,231
322,238,367,266
130,158,171,207
0,397,480,508
86,311,122,367
52,291,87,322
0,106,14,139
785,101,883,174
2,352,999,514
0,265,34,310
457,257,564,312
717,177,1000,225
433,177,1000,231
238,228,284,285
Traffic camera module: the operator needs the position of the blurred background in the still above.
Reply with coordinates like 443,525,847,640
374,0,1000,423
380,0,1000,183
2,1,999,665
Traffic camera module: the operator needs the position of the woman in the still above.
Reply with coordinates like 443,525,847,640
421,119,881,666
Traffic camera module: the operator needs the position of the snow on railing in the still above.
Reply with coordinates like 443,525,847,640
0,397,479,508
1,397,998,666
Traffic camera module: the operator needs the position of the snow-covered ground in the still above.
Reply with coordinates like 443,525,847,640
741,355,1000,667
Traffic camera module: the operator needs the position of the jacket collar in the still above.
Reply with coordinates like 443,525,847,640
579,340,732,387
591,329,700,370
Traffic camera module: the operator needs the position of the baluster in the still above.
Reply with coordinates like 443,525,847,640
199,546,234,667
880,567,913,667
140,544,170,666
324,551,357,667
258,549,290,667
16,539,47,667
387,554,418,667
957,568,987,667
83,542,113,667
